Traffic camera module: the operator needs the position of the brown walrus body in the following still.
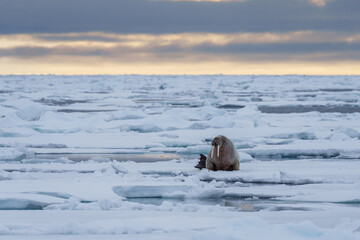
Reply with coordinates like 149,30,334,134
206,135,240,171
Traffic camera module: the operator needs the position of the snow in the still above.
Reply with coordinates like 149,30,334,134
0,75,360,239
0,148,26,161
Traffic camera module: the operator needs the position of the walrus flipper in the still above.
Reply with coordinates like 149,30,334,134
195,154,207,169
226,165,234,171
205,159,216,171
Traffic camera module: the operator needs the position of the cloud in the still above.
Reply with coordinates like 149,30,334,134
0,0,359,34
346,34,360,43
1,0,359,74
163,0,330,7
157,0,246,2
1,31,360,75
1,31,359,62
309,0,329,7
0,31,352,48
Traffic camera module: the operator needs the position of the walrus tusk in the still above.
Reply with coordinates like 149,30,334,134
211,146,214,158
217,145,220,158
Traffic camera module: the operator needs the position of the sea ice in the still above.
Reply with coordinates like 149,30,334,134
0,75,360,239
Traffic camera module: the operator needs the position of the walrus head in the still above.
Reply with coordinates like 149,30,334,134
211,136,223,158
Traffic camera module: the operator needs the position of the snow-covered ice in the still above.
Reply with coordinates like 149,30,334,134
0,75,360,239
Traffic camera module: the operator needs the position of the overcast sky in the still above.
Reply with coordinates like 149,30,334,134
1,0,360,74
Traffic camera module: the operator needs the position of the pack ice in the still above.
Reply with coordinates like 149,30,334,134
0,75,359,239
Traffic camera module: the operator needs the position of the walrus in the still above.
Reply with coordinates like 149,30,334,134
195,135,240,171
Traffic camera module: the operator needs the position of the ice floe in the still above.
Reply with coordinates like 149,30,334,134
1,75,360,239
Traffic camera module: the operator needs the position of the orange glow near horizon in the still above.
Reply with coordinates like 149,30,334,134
2,57,360,75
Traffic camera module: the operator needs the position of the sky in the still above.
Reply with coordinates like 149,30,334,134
0,0,360,75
